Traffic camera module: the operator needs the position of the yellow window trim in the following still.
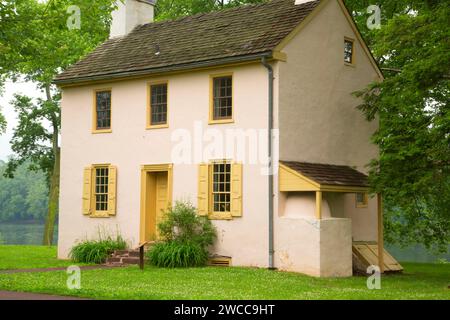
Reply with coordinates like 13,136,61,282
92,88,112,134
209,73,234,125
146,80,169,129
356,192,369,208
344,37,356,66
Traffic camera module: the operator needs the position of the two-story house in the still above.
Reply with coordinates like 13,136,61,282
54,0,397,277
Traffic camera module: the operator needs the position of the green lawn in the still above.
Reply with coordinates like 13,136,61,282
0,246,448,300
0,245,83,270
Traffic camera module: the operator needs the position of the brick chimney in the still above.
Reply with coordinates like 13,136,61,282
110,0,156,38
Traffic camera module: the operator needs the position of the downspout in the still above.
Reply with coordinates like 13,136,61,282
261,56,275,270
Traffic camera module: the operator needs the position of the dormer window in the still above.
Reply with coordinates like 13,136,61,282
344,38,354,64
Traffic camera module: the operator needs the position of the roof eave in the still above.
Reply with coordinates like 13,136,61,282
53,52,274,87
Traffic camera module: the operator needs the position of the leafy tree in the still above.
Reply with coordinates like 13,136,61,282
0,0,117,244
155,0,266,21
0,108,5,134
346,0,450,252
0,160,48,222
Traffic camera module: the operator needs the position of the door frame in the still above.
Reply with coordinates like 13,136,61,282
139,163,173,244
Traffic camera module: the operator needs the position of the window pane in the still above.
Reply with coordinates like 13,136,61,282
96,91,111,130
150,83,167,125
94,167,109,212
211,161,231,213
212,76,232,121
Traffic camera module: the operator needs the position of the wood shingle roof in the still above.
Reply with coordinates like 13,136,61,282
281,161,369,187
54,0,321,84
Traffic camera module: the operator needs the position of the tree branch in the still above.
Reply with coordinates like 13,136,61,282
381,67,450,79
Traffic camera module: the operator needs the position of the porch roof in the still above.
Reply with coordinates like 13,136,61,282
279,161,369,193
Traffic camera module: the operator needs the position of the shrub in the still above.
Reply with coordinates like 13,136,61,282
148,241,208,268
70,231,127,264
147,201,216,268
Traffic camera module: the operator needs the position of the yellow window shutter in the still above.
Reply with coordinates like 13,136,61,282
82,167,92,215
198,163,209,216
107,165,117,216
231,163,243,217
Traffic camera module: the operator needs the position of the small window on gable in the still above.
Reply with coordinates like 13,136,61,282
94,90,111,132
148,82,168,128
344,38,354,64
356,192,368,208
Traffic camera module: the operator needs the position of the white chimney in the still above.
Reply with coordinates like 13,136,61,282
110,0,155,38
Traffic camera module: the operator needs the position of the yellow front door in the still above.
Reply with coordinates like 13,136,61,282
154,172,168,239
140,166,172,244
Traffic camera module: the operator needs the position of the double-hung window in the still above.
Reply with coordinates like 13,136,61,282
82,164,117,217
94,166,109,212
211,162,232,213
94,90,112,132
197,160,242,219
210,75,233,123
148,82,168,128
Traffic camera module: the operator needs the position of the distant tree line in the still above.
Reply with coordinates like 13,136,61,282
0,160,48,222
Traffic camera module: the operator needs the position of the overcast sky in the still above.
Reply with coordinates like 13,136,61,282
0,80,44,161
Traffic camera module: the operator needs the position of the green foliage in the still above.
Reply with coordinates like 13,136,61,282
158,201,216,247
1,0,117,178
0,0,117,85
70,231,127,264
348,0,450,252
0,0,118,244
0,107,6,134
147,201,216,268
155,0,266,21
148,241,208,268
0,160,48,222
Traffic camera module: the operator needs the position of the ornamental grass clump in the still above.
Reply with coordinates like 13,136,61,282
70,230,127,264
147,201,216,268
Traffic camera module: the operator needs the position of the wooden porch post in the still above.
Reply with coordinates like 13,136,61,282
315,191,322,220
377,193,385,273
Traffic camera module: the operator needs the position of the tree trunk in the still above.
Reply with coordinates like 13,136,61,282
42,83,60,246
42,147,60,245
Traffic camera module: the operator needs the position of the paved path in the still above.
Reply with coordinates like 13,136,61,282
0,290,89,300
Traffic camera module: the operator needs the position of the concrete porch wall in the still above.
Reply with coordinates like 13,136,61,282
319,218,352,277
275,217,352,277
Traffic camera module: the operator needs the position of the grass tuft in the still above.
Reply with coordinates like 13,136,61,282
70,233,127,264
